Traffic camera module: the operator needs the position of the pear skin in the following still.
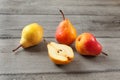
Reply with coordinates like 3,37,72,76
13,23,44,52
75,33,107,56
55,10,77,45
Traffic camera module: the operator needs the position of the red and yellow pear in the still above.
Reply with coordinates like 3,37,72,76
75,32,107,56
55,10,77,45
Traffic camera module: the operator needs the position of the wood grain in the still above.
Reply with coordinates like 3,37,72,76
0,0,120,79
0,38,119,74
0,0,120,15
0,15,120,38
0,72,120,80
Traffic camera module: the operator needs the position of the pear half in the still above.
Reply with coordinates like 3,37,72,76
47,42,74,65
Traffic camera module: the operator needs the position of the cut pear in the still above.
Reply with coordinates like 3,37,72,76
47,42,74,65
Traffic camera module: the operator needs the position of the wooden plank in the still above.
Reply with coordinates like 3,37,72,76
0,38,119,74
0,72,120,80
0,15,120,38
43,72,120,80
0,0,120,15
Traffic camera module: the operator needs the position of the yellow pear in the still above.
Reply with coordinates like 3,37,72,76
47,42,74,65
13,23,44,52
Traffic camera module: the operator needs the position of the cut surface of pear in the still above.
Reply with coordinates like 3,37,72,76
13,23,44,52
47,42,74,65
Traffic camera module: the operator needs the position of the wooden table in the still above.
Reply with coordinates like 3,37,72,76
0,0,120,80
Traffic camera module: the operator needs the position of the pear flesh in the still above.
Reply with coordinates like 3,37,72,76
47,42,74,64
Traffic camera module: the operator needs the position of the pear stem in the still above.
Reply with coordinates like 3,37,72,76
59,10,65,20
12,44,22,52
102,51,108,56
43,38,49,44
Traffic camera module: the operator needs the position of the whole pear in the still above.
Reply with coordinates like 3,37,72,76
55,10,77,45
75,32,107,56
13,23,44,52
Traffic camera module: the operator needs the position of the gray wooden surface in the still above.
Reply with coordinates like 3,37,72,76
0,0,120,80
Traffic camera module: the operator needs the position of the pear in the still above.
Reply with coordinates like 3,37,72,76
13,23,44,52
47,42,74,65
75,32,107,56
55,10,77,45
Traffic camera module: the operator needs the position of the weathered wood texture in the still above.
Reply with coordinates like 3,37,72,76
0,15,120,38
0,0,120,16
0,72,120,80
0,0,120,79
0,38,119,74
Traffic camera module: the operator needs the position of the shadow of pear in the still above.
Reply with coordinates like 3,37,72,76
53,53,82,73
70,43,76,52
54,60,82,73
81,55,97,59
23,40,48,54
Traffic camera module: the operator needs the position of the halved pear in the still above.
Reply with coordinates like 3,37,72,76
47,42,74,65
